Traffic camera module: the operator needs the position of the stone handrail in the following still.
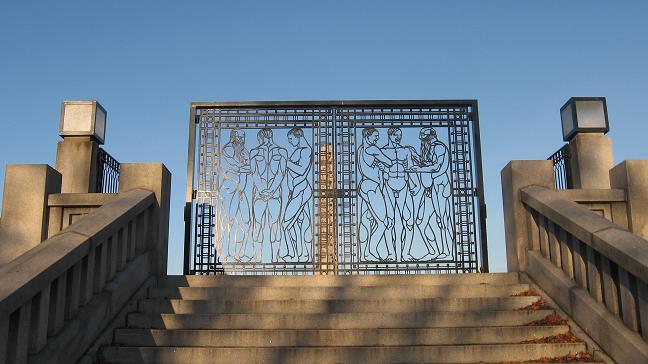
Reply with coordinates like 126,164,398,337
0,188,156,364
520,185,648,362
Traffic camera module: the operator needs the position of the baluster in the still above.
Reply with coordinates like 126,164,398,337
7,301,32,364
118,227,128,270
0,313,8,363
586,246,603,303
94,243,107,293
29,285,50,353
538,215,550,258
559,228,574,279
601,257,620,315
81,248,95,305
136,210,150,254
619,269,639,332
547,221,562,268
65,262,82,320
128,219,137,259
572,239,587,288
526,209,541,250
108,233,118,281
48,272,67,336
638,280,648,341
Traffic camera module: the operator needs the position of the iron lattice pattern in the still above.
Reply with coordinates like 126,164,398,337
188,102,486,275
548,144,572,190
96,148,120,193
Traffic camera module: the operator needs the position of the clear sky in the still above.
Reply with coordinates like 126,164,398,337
1,1,646,274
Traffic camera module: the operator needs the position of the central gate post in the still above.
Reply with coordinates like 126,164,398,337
317,143,338,274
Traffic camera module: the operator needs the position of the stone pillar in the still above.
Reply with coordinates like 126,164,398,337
568,133,614,189
118,163,171,275
0,164,61,264
501,160,554,272
610,161,648,240
55,136,100,193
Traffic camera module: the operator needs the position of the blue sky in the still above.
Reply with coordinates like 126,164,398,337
1,1,646,274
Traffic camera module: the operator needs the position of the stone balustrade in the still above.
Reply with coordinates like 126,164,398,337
520,185,648,363
0,189,157,364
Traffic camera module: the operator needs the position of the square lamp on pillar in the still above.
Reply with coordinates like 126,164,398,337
560,97,609,141
59,100,107,144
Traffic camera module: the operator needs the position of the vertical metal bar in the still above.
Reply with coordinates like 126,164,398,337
471,101,488,272
184,105,198,275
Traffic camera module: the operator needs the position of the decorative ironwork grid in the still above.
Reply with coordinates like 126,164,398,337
548,144,572,190
185,101,487,275
96,148,120,193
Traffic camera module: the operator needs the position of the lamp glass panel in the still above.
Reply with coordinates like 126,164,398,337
95,106,106,141
561,103,574,139
63,103,93,133
575,100,606,128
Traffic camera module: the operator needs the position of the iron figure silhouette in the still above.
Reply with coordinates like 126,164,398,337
220,129,252,261
284,127,313,262
358,128,395,261
250,128,288,262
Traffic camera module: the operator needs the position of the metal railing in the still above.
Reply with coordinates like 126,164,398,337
96,148,120,193
547,144,572,189
0,189,155,364
521,186,648,362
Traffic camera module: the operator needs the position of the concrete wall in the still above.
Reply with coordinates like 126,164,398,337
501,160,554,272
611,160,648,240
0,165,61,265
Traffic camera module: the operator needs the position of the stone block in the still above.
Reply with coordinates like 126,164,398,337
568,133,614,189
55,137,99,193
501,160,554,272
119,163,171,275
610,160,648,240
0,164,61,265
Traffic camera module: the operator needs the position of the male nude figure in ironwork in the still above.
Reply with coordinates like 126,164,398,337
380,127,420,260
358,128,394,261
284,127,313,262
416,127,453,259
220,129,252,261
250,128,288,262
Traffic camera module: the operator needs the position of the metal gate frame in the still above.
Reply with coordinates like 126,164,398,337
183,100,488,275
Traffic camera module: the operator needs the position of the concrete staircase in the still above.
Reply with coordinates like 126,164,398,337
98,273,600,363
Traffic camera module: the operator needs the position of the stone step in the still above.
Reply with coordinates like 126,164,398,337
147,283,532,300
157,272,520,288
114,325,570,347
138,296,541,314
98,343,588,364
126,310,554,330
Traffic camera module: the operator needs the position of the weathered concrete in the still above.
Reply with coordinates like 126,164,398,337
0,164,61,265
157,272,520,287
610,160,648,240
99,343,589,364
0,189,158,364
55,136,99,193
147,284,532,301
126,310,555,330
501,160,554,272
46,193,118,237
568,133,614,189
114,325,570,347
521,186,648,284
119,163,171,275
27,254,152,364
138,296,540,314
526,250,648,364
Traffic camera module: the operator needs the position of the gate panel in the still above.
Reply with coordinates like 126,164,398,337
185,101,487,275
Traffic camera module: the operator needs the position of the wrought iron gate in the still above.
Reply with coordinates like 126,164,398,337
184,100,487,275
